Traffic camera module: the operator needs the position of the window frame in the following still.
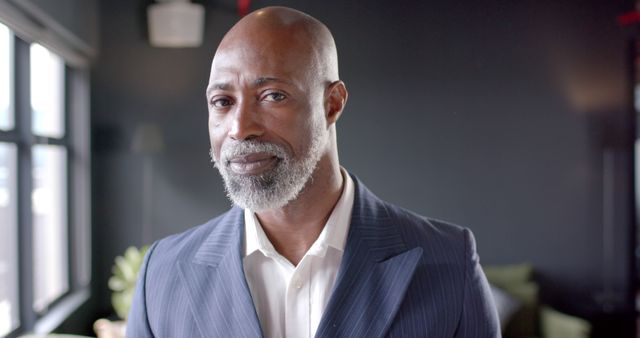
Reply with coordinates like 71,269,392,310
1,28,91,338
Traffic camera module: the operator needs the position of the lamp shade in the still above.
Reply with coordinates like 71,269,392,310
148,0,205,48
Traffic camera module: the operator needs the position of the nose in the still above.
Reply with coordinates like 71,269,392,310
228,100,264,141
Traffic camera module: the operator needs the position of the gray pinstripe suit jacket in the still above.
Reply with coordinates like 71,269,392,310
127,175,500,338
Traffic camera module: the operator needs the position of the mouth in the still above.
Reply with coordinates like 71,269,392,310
227,152,279,175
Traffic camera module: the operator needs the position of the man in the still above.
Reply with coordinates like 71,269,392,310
127,6,500,338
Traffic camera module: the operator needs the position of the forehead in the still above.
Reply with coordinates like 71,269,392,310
209,31,317,86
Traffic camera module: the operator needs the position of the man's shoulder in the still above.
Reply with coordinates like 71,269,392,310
381,200,471,261
386,202,466,238
148,207,242,265
351,174,473,261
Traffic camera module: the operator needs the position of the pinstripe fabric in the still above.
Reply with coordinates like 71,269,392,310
126,174,500,338
127,208,262,338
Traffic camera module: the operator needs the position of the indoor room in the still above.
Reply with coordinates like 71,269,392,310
0,0,637,337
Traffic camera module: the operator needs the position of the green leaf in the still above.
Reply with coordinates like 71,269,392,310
109,245,148,320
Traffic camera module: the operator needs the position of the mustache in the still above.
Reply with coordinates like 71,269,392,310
211,140,288,165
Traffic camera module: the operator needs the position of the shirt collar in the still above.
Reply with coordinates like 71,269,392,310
244,167,355,258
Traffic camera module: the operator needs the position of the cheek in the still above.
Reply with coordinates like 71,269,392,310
270,111,309,149
287,115,323,156
208,117,225,159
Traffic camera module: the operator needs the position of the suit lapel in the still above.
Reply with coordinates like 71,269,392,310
178,208,263,338
315,177,423,338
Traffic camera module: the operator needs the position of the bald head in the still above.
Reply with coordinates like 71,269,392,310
206,7,349,212
213,6,340,85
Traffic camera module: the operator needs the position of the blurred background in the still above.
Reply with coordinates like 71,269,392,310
0,0,639,337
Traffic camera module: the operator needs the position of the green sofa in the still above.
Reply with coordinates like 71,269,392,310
484,264,591,338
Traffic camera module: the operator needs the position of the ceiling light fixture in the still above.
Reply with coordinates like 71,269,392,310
148,0,205,48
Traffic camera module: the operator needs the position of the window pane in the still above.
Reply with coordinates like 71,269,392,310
30,44,65,138
0,23,13,131
0,143,18,336
32,145,68,312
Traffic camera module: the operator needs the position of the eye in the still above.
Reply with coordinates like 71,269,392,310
262,92,287,102
210,96,234,108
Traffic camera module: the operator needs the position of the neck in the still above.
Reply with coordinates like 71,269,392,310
254,155,343,266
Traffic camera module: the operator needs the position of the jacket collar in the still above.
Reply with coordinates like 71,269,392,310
180,207,263,337
182,174,422,338
314,175,423,338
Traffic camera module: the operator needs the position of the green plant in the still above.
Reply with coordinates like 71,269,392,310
108,246,149,320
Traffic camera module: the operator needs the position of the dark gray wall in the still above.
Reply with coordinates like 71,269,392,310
6,0,99,53
90,0,635,333
23,0,98,48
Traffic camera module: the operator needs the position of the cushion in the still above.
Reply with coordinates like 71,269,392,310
501,282,539,338
484,263,533,289
483,264,538,337
540,306,591,338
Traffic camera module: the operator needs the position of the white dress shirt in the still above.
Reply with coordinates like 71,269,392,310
242,169,355,338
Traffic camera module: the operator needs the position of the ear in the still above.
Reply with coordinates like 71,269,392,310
324,80,348,125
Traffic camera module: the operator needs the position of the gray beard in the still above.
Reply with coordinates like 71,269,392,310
211,126,325,211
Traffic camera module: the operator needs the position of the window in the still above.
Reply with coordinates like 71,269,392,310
0,143,18,337
30,44,65,138
0,22,91,338
30,44,69,314
0,23,13,130
0,23,18,338
32,145,69,313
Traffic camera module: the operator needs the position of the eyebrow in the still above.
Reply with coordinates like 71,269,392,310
206,76,294,97
254,77,292,86
206,82,230,97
